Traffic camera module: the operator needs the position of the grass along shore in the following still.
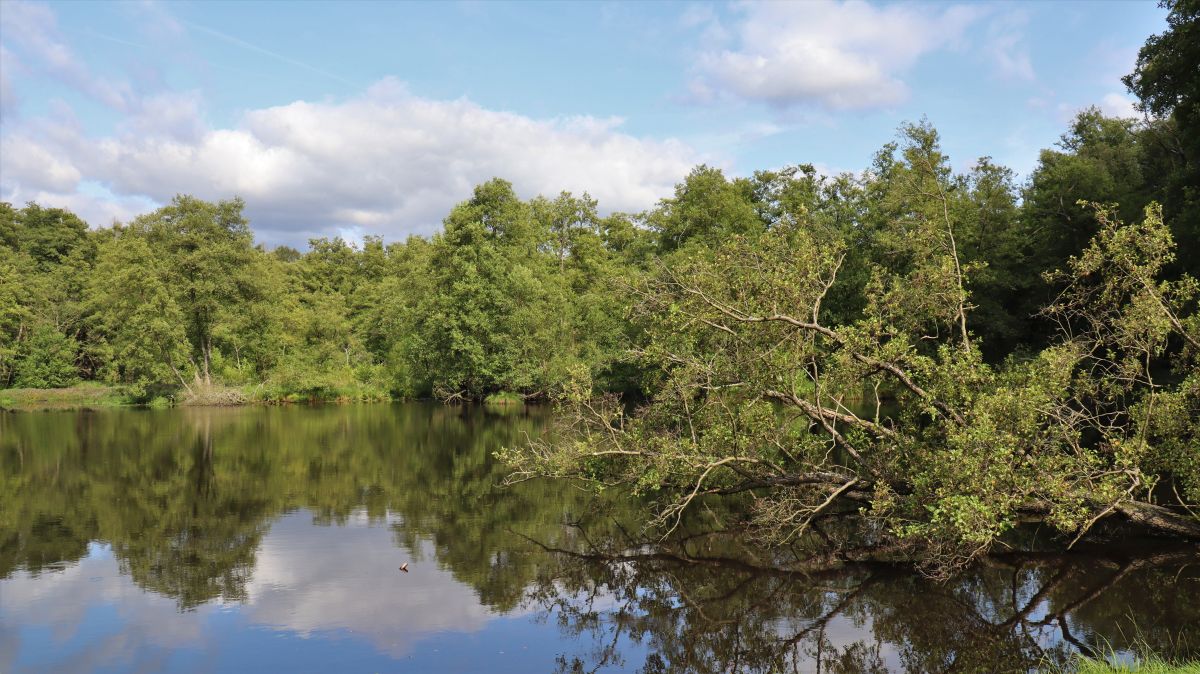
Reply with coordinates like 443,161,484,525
0,383,131,411
0,384,535,411
0,382,394,411
1063,658,1200,673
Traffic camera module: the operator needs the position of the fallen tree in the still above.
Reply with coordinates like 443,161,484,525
501,198,1200,575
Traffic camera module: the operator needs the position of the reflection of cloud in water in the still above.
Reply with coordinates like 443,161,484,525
0,544,211,673
766,609,901,671
0,510,515,671
243,510,507,656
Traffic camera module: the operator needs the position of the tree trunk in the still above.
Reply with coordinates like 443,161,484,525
1116,501,1200,540
202,337,212,385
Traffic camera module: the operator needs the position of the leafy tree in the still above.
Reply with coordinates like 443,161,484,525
412,180,564,397
1124,0,1200,263
0,202,20,250
1023,110,1151,270
0,247,33,386
12,324,78,388
271,244,302,262
648,165,761,254
0,203,96,387
88,232,191,394
10,202,93,268
128,195,257,385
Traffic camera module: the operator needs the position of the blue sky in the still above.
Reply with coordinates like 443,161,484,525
0,0,1167,247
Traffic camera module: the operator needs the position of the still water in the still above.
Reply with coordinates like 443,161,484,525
1,404,1196,673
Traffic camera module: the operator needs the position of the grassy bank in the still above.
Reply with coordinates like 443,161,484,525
0,383,131,411
1056,656,1200,673
2,383,397,411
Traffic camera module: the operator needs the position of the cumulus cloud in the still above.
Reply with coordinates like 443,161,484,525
0,133,81,192
0,77,702,244
689,1,985,110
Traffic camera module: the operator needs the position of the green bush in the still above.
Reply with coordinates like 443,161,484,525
13,325,79,388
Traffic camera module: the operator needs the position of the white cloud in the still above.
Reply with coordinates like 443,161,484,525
0,134,81,192
1099,92,1138,118
0,77,703,244
117,90,208,142
690,1,985,110
243,511,509,657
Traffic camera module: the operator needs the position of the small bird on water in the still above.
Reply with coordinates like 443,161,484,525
399,563,409,572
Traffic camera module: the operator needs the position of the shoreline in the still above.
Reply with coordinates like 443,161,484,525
0,385,132,412
0,385,535,412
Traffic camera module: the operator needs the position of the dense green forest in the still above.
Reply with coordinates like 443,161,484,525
2,0,1197,569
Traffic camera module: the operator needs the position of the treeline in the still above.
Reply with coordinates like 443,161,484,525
1,105,1196,404
0,116,1191,401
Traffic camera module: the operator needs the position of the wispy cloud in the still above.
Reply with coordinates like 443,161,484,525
0,45,21,119
984,9,1035,81
0,0,135,110
181,19,357,88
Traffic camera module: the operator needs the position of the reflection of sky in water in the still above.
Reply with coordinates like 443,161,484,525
3,506,1190,672
0,510,647,674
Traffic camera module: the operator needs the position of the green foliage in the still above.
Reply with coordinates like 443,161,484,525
8,202,93,268
128,195,259,385
12,324,78,388
1123,0,1200,265
506,183,1200,572
648,165,761,253
484,390,524,405
1023,110,1152,273
392,180,629,400
87,232,190,394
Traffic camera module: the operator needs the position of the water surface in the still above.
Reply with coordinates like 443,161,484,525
1,404,1196,673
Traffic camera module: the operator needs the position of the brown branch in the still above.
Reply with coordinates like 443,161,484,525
765,389,897,439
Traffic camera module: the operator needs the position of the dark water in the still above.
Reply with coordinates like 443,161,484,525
1,404,1196,673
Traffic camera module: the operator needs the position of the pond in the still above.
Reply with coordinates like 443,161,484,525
1,404,1196,673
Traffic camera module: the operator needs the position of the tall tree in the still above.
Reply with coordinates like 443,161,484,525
1124,0,1200,266
88,232,191,394
128,196,256,385
649,165,761,254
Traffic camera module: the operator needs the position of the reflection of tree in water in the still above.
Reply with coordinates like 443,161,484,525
0,404,563,609
1,406,1196,670
524,533,1199,673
